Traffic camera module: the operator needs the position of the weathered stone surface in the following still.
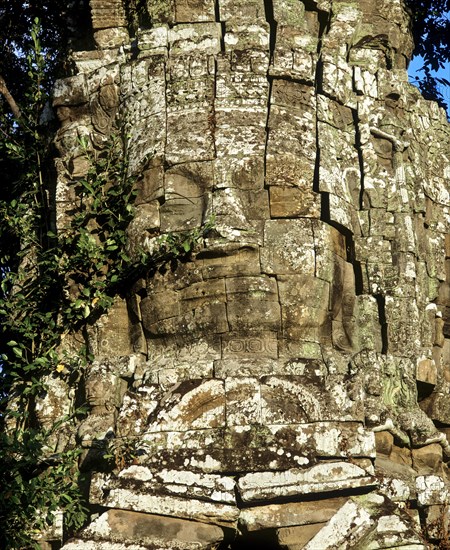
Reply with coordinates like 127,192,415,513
416,475,449,506
240,497,347,531
422,504,450,542
303,494,426,550
53,75,88,106
238,463,376,502
68,509,224,549
94,27,129,49
90,473,239,525
45,0,450,548
277,523,327,549
90,0,127,29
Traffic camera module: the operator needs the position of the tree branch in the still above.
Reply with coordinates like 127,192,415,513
0,75,22,119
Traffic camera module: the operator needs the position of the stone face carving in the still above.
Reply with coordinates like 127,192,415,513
43,0,450,547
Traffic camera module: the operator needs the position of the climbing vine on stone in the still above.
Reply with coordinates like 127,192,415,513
0,18,212,548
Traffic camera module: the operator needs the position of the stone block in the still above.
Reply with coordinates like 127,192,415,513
219,0,267,24
120,466,236,504
215,122,267,188
328,193,354,229
318,122,359,205
412,444,443,475
166,109,215,165
122,421,375,476
385,296,421,356
302,497,374,550
271,41,317,82
240,497,347,531
216,69,268,103
313,222,348,284
198,244,261,279
146,301,229,336
77,412,116,448
225,275,277,297
260,376,323,424
211,187,268,244
135,163,164,203
264,422,375,459
167,75,215,108
137,27,169,52
221,332,278,359
179,279,227,309
277,275,328,309
416,475,449,506
168,23,222,56
145,335,221,382
238,462,376,502
355,295,383,352
146,379,226,432
261,219,315,275
223,24,270,52
277,523,327,549
127,111,167,176
370,513,427,549
226,275,281,331
116,385,160,439
278,339,324,361
140,291,181,327
266,104,316,188
375,456,415,502
375,431,394,456
63,541,147,549
93,27,128,48
139,439,312,474
213,357,281,378
96,298,133,358
278,273,331,343
90,473,239,525
79,509,225,548
269,186,321,218
423,505,450,542
321,56,354,106
416,358,437,386
225,377,261,426
53,75,88,106
147,0,175,24
90,0,127,29
126,202,161,256
260,372,362,424
174,0,216,22
389,445,413,468
224,291,280,330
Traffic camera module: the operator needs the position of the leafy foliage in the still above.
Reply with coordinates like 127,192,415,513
0,429,87,549
406,0,450,110
0,18,89,547
0,16,211,548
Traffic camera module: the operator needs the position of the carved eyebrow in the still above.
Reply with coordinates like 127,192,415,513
352,34,389,48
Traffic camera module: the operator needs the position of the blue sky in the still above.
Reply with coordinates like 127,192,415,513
409,56,450,114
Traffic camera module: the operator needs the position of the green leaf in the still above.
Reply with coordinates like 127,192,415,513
12,346,23,358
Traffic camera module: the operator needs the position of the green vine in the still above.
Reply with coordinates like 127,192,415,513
0,18,212,548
